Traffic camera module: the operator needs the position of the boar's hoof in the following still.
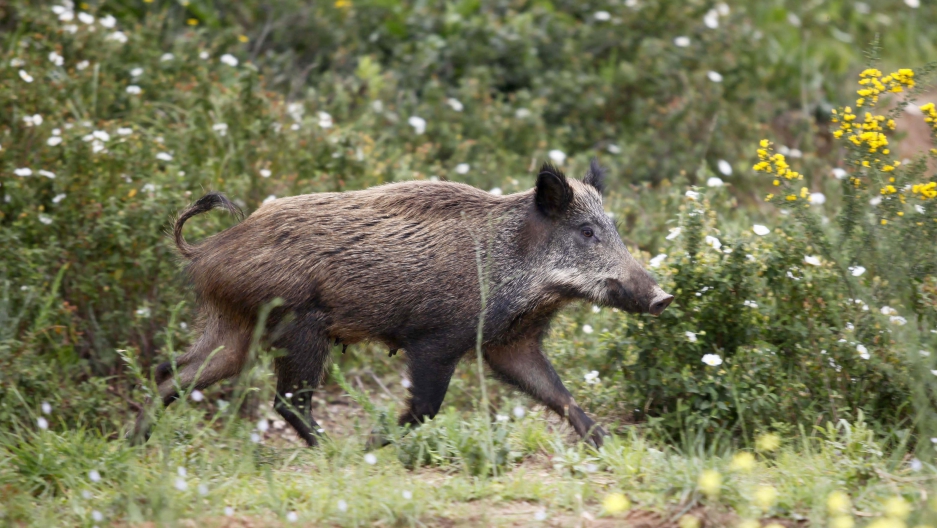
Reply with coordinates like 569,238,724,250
585,424,608,449
342,344,347,354
388,348,398,357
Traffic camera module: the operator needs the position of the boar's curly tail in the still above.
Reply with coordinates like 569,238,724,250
173,192,244,259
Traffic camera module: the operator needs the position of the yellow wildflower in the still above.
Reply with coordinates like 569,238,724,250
756,433,781,451
800,187,808,198
830,516,855,528
602,493,630,514
760,139,770,148
679,515,700,528
827,491,851,515
698,469,722,498
729,452,755,472
187,18,199,26
884,496,910,519
786,195,797,201
753,485,778,511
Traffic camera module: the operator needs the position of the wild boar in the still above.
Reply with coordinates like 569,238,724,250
132,160,673,447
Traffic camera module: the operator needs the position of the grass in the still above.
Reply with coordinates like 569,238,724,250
2,335,937,527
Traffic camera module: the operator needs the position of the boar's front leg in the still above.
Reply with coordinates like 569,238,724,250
485,335,607,448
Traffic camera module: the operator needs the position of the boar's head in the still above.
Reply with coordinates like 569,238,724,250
532,160,673,315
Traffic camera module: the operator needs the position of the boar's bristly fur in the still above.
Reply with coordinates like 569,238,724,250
132,160,673,448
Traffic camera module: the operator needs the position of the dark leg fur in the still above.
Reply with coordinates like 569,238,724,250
271,313,331,447
485,334,607,448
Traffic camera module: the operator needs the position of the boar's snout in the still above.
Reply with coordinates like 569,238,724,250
648,291,674,316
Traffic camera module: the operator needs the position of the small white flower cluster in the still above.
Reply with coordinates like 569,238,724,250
702,353,722,366
584,370,600,384
649,254,667,268
742,300,758,308
703,3,730,29
408,116,426,134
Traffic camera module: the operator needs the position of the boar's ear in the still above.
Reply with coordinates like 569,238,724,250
536,162,573,219
583,158,606,195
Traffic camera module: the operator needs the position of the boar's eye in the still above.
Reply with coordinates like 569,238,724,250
581,227,594,238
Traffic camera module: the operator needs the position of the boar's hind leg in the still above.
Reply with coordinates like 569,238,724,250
131,315,250,444
485,337,607,448
271,314,330,447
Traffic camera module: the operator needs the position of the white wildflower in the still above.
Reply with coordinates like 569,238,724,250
584,371,600,384
220,54,238,67
850,266,866,277
753,224,770,236
832,167,848,180
48,51,64,66
317,111,333,129
446,98,463,112
92,140,105,153
174,477,187,491
592,305,601,313
126,85,141,94
160,53,175,62
513,405,525,418
41,402,52,414
489,187,502,196
743,300,759,308
706,176,724,187
607,144,621,154
916,205,926,214
582,324,594,334
337,500,348,512
130,67,143,77
37,417,49,429
23,114,42,126
198,484,208,496
262,195,277,204
702,354,723,366
199,51,210,60
703,9,719,28
534,510,548,521
674,36,691,47
717,159,732,175
686,331,698,343
77,12,94,24
890,316,907,326
286,511,298,522
705,235,722,250
789,148,802,158
685,190,699,200
92,130,110,142
857,344,870,360
48,136,63,146
156,152,173,161
10,57,23,67
408,116,426,134
63,24,77,33
19,70,34,83
911,458,923,471
212,123,228,136
190,390,204,402
649,254,667,268
92,511,103,522
38,170,56,179
515,108,531,119
455,163,470,174
99,14,116,28
89,470,101,482
135,306,151,317
809,192,826,205
260,169,271,178
548,149,567,164
869,196,882,206
881,306,897,316
716,3,730,15
257,419,269,432
666,227,682,240
77,60,89,70
117,127,132,136
53,193,66,204
594,10,611,21
804,255,821,266
250,432,261,443
787,12,801,26
364,453,377,465
14,168,33,177
107,31,128,43
906,0,920,7
402,490,413,499
496,414,509,422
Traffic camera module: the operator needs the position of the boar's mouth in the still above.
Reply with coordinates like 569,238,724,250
603,278,674,315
